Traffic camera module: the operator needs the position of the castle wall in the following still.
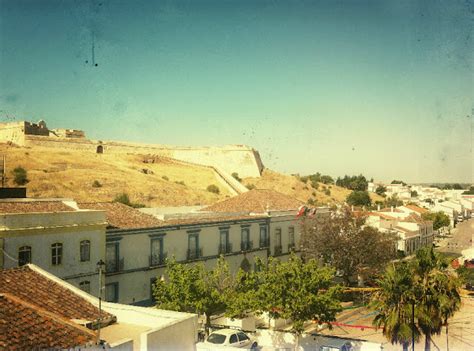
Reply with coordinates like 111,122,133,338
23,136,264,178
0,121,26,145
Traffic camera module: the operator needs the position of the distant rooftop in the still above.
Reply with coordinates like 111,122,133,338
202,189,303,214
0,199,75,214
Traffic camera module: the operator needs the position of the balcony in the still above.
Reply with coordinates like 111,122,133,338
241,240,253,251
149,252,168,267
106,258,124,273
274,245,283,256
187,247,203,261
259,238,270,248
218,243,233,255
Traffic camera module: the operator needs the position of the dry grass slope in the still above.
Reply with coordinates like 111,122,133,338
2,144,233,206
243,169,384,205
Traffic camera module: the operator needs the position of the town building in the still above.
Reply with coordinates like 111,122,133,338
0,197,107,293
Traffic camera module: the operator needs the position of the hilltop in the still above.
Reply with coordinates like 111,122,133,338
3,144,233,206
4,144,383,206
243,169,384,205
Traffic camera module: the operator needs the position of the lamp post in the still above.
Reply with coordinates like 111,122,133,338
96,259,105,345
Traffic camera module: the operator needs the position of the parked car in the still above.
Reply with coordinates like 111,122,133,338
198,329,258,349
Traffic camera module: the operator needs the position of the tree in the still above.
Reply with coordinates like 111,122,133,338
346,190,371,207
371,263,420,351
384,195,403,208
421,212,450,230
153,257,232,334
300,208,397,285
412,248,461,351
12,166,29,185
375,185,387,196
206,184,220,194
254,255,342,340
463,186,474,195
336,174,368,191
372,248,462,351
391,180,407,186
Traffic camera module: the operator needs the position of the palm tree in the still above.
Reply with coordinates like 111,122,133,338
371,263,420,351
412,248,461,351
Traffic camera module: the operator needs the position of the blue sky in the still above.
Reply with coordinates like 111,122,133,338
0,0,472,183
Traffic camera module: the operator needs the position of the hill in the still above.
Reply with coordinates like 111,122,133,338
3,144,233,206
243,169,384,205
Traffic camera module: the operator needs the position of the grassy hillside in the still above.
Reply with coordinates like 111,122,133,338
2,144,233,206
243,169,384,205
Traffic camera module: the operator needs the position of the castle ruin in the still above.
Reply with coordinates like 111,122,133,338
0,120,264,179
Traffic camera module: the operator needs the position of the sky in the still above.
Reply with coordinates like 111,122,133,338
0,0,472,183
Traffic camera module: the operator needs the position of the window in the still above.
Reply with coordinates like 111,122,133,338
219,229,229,254
289,227,295,245
150,237,164,265
275,228,282,246
237,332,249,342
80,240,90,262
18,246,31,266
105,282,119,302
79,280,91,294
241,227,251,251
51,243,62,265
187,233,200,259
259,225,268,247
106,242,120,272
229,334,238,344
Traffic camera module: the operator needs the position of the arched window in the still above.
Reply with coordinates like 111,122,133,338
79,281,91,294
51,243,63,265
80,240,90,262
96,145,103,154
18,246,31,266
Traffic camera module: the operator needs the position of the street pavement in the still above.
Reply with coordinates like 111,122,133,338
437,219,474,255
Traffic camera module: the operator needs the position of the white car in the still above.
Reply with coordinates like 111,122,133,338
198,329,258,349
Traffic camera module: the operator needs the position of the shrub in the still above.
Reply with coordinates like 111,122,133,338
231,172,242,182
207,184,220,194
175,181,186,186
324,188,331,196
92,180,102,188
12,167,29,185
307,198,316,205
162,175,169,181
246,184,256,190
114,193,132,206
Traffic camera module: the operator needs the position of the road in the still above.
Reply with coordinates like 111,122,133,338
436,219,474,255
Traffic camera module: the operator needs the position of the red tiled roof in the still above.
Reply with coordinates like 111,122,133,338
0,266,113,322
202,189,303,213
368,212,398,220
379,207,403,213
0,293,95,350
79,202,163,229
0,201,75,214
161,214,268,227
404,204,429,214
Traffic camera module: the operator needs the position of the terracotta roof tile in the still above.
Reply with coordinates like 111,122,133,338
79,202,163,229
202,189,303,213
0,201,75,214
405,204,429,214
160,214,268,227
0,293,95,350
0,266,113,322
368,212,398,220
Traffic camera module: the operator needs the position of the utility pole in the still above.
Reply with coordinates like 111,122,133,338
96,259,105,345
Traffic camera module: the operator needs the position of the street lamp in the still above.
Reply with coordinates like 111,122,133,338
96,259,106,345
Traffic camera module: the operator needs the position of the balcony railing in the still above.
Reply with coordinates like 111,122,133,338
241,240,253,251
218,243,233,255
149,252,168,266
106,258,124,273
274,245,283,256
259,238,270,248
288,243,296,252
187,247,203,260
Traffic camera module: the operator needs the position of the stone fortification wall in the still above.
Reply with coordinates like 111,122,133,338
0,121,26,145
24,136,264,178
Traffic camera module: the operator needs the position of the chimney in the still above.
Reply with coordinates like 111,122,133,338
391,206,394,212
351,205,354,212
377,204,381,211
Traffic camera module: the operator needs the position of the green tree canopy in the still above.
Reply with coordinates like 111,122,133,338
421,211,450,230
375,185,387,196
12,166,29,186
300,208,397,285
346,190,371,207
336,174,368,191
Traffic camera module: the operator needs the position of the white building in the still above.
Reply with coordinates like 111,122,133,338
0,198,107,293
